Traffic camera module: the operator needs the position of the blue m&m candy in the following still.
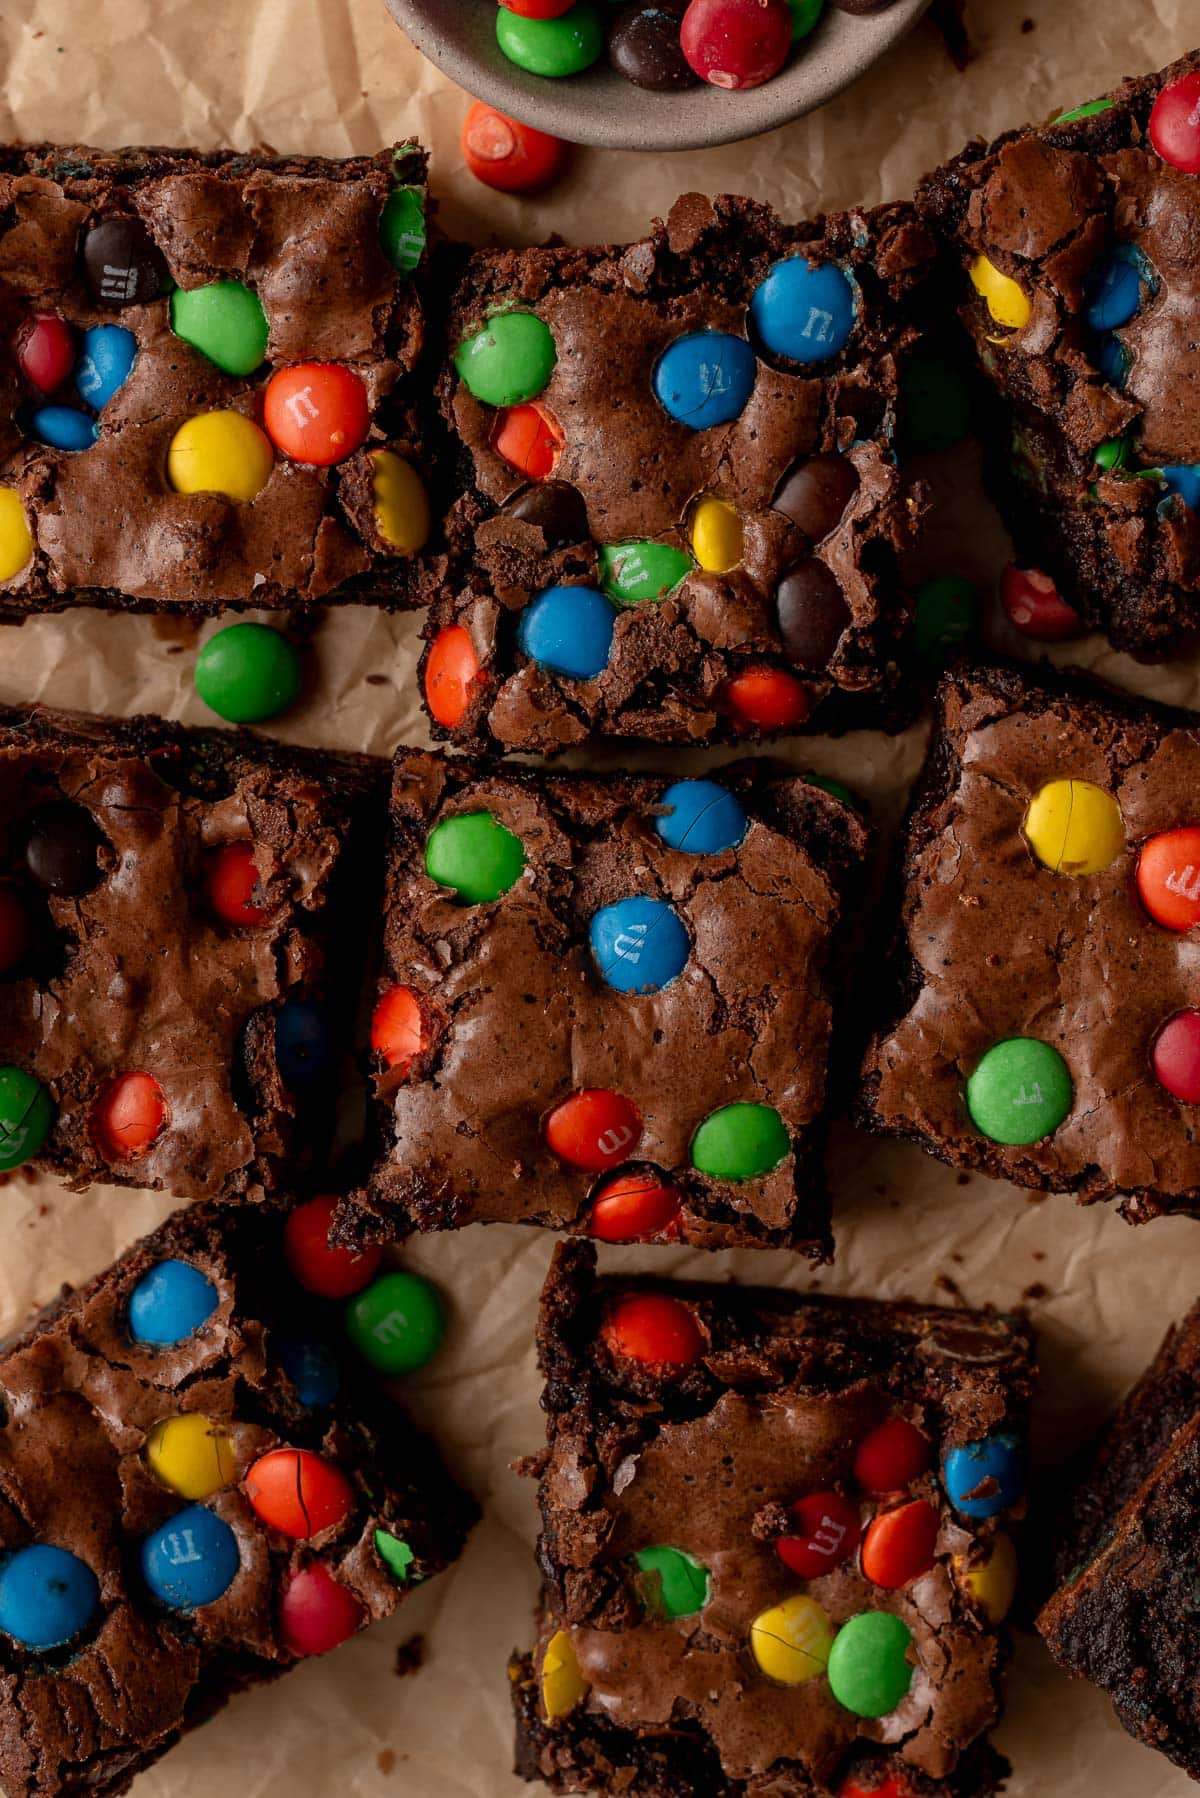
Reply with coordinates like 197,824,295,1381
1161,465,1200,511
0,1544,99,1649
518,584,615,679
76,324,137,410
943,1431,1025,1519
590,897,689,994
1083,248,1147,332
655,780,747,856
141,1504,240,1611
750,258,856,364
653,331,756,430
30,406,98,451
276,1336,341,1408
1094,331,1128,386
128,1259,218,1346
274,1000,331,1089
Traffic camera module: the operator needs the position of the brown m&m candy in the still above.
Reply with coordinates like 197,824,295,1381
19,802,105,895
772,454,859,539
505,479,589,546
610,4,697,91
775,559,851,666
82,217,171,308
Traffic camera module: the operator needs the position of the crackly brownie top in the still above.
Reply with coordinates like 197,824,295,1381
0,706,383,1202
357,751,867,1254
430,191,938,750
0,142,433,610
527,1244,1034,1790
861,662,1200,1216
0,1200,471,1798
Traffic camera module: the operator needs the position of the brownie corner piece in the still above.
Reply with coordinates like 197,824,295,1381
858,657,1200,1219
342,749,868,1254
0,704,386,1203
514,1240,1032,1797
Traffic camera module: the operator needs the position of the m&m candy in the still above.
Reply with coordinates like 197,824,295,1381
776,559,851,666
827,1611,914,1717
167,411,274,501
0,1545,99,1650
653,330,757,429
0,489,33,581
508,479,589,545
496,0,604,76
274,1000,331,1089
0,884,30,975
82,217,170,308
205,842,270,927
370,449,431,554
589,896,690,994
499,0,574,13
279,1562,365,1657
689,495,743,572
344,1270,446,1374
1137,827,1200,931
1153,1011,1200,1105
1150,71,1200,173
680,0,793,90
425,625,481,729
1162,465,1200,511
284,1195,383,1300
773,452,860,537
425,812,526,904
750,256,856,363
749,1593,834,1683
1000,565,1082,642
542,1628,588,1719
379,185,427,274
245,1447,354,1538
31,406,98,452
967,1037,1072,1146
15,313,75,392
375,1531,416,1581
953,1531,1018,1624
1024,779,1124,875
601,1292,704,1366
1056,96,1115,123
518,584,616,678
276,1337,340,1407
145,1414,236,1500
195,622,301,724
724,665,810,730
76,324,137,410
21,801,104,894
1083,247,1149,332
655,779,747,856
633,1545,709,1619
455,312,557,407
912,573,979,663
969,255,1031,332
0,1066,54,1170
128,1258,219,1346
141,1504,240,1610
93,1071,166,1160
840,1780,915,1798
462,102,566,194
942,1432,1025,1519
610,3,698,91
263,363,370,466
860,1499,939,1590
776,1490,862,1578
588,1171,682,1242
547,1089,642,1171
170,281,269,377
492,401,564,480
598,541,692,605
691,1102,789,1180
370,985,426,1074
853,1418,931,1495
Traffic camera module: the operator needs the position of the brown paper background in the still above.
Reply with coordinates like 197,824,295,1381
0,3,1194,1793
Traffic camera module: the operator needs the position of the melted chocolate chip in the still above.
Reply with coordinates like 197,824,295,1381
19,802,106,895
775,560,851,668
772,454,860,539
505,480,590,548
610,4,697,92
81,217,171,309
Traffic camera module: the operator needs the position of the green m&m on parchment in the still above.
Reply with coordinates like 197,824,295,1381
455,312,556,409
425,812,526,905
495,1,604,78
170,281,269,377
966,1037,1073,1146
598,542,693,607
827,1611,914,1718
691,1103,789,1180
345,1271,445,1374
633,1546,709,1620
195,623,300,724
0,1067,55,1170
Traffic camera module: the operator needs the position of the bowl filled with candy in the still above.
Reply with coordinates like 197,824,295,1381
386,0,932,153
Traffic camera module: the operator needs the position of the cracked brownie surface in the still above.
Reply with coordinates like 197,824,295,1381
511,1242,1031,1798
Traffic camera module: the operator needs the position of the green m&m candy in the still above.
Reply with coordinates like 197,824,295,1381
691,1103,789,1180
455,312,557,409
1094,435,1130,472
804,773,862,811
0,1067,54,1170
170,281,269,378
380,186,426,274
1056,97,1114,123
827,1611,914,1718
912,574,980,665
787,0,825,40
345,1271,445,1374
966,1037,1073,1146
195,623,301,724
633,1546,709,1620
496,1,604,78
374,1530,416,1581
598,542,693,607
425,812,526,905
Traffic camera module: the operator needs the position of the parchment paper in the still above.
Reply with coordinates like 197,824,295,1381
0,3,1194,1793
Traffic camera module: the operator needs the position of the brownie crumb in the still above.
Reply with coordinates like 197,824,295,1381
394,1635,427,1678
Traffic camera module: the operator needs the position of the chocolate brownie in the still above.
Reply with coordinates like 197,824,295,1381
0,142,438,616
340,750,868,1255
918,48,1200,652
511,1241,1032,1798
424,190,945,752
0,704,385,1202
858,660,1200,1219
0,1199,475,1797
1038,1302,1200,1780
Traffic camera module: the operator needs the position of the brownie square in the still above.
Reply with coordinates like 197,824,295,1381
0,142,438,616
511,1242,1031,1798
918,49,1200,652
0,1199,476,1797
858,660,1200,1220
1038,1301,1200,1780
0,704,386,1202
342,750,868,1255
424,191,943,752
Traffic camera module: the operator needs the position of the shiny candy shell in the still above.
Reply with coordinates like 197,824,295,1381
601,1292,704,1366
128,1258,218,1346
371,449,431,554
195,622,301,724
749,1593,834,1684
141,1504,240,1610
76,323,136,409
546,1089,643,1171
954,1530,1018,1624
492,400,564,480
462,103,566,194
344,1270,446,1373
689,495,743,571
853,1418,932,1495
379,185,427,274
680,0,793,90
170,280,269,377
588,1171,682,1242
370,984,426,1073
653,330,757,429
912,573,979,663
724,665,810,731
633,1545,709,1619
860,1499,939,1590
1139,829,1200,931
942,1431,1025,1519
827,1610,914,1717
0,1545,99,1650
1161,465,1200,511
589,896,690,994
0,1066,54,1170
263,363,370,466
750,256,856,364
205,842,269,927
425,624,481,729
1152,1010,1200,1105
279,1562,364,1657
969,255,1031,332
245,1447,354,1538
21,801,104,895
284,1194,383,1300
1150,71,1200,173
598,540,692,605
274,1000,331,1089
15,313,75,392
496,0,604,76
1024,779,1124,875
966,1037,1073,1146
691,1102,789,1180
776,1490,862,1579
655,779,747,855
1000,565,1082,642
30,405,98,452
275,1337,340,1409
1083,247,1147,332
542,1628,588,1718
167,411,274,501
517,583,616,678
145,1414,236,1500
455,311,557,407
425,811,526,904
0,489,33,581
93,1071,166,1160
82,217,170,308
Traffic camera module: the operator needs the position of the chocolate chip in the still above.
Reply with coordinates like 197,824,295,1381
505,481,590,548
775,560,851,668
82,217,171,309
610,4,697,92
19,802,106,895
772,454,860,539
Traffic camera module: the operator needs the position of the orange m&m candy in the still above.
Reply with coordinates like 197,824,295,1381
245,1448,354,1539
853,1418,932,1495
724,666,810,732
602,1293,705,1367
839,1774,916,1798
492,401,564,480
93,1071,167,1160
546,1089,642,1172
370,985,425,1072
0,883,30,974
462,101,566,194
860,1498,940,1590
424,626,481,731
263,363,370,466
206,842,270,927
1137,827,1200,932
283,1194,383,1299
279,1562,365,1656
588,1171,682,1243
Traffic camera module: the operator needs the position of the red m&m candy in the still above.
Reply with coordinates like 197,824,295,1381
1150,71,1200,173
284,1194,383,1299
602,1293,705,1367
425,626,481,731
498,0,575,13
1153,1011,1200,1104
588,1171,682,1243
263,364,370,466
840,1775,916,1798
93,1071,167,1160
860,1498,940,1590
0,883,30,974
1136,828,1200,932
680,0,793,91
279,1562,365,1657
853,1418,932,1495
245,1448,355,1538
462,102,566,194
1000,564,1082,642
370,985,426,1073
15,313,75,393
776,1490,862,1579
492,401,564,480
546,1089,642,1171
724,666,810,732
206,842,270,927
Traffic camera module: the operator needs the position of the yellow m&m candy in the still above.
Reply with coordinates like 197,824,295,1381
1024,778,1124,876
167,411,274,501
954,1531,1018,1624
371,449,430,556
541,1628,588,1720
749,1593,834,1685
689,496,743,574
145,1413,236,1499
0,490,33,582
969,255,1032,333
